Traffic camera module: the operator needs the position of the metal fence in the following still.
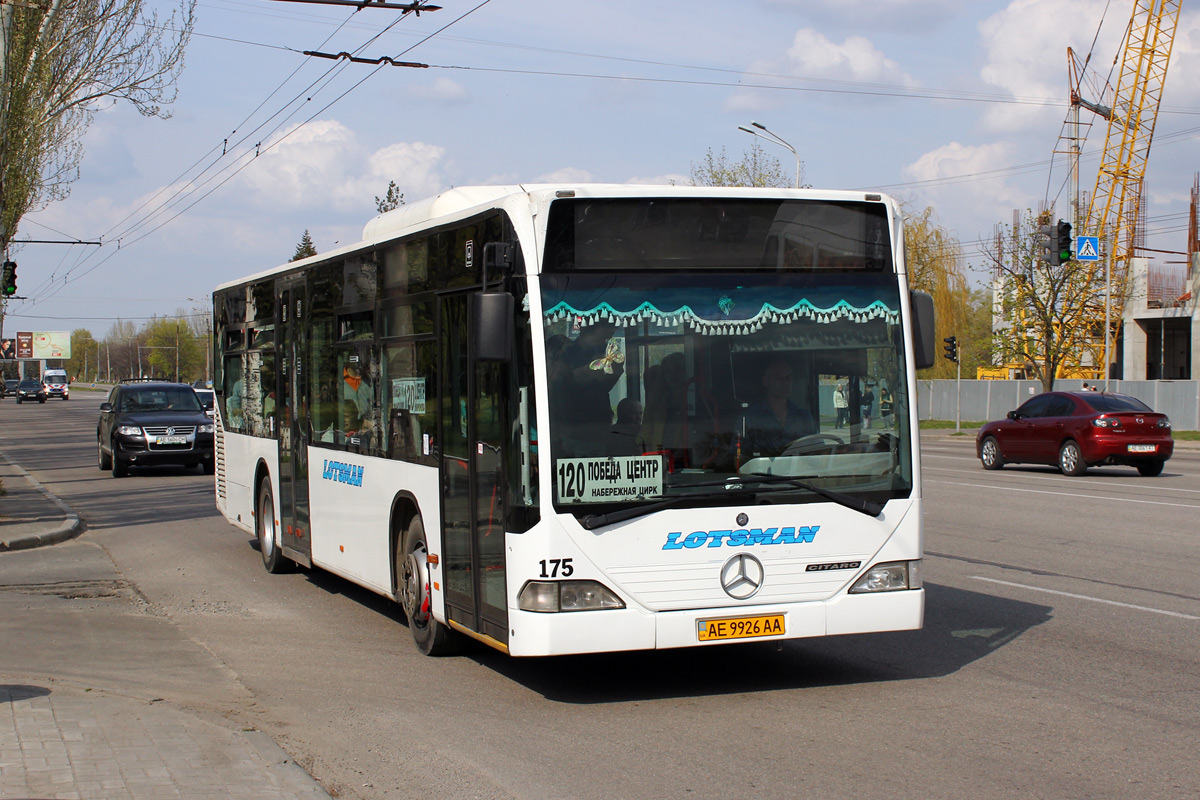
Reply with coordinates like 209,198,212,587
917,379,1200,431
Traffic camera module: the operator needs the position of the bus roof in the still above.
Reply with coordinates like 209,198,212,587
214,184,896,292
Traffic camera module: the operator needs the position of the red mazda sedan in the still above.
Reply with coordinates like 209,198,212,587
976,391,1173,476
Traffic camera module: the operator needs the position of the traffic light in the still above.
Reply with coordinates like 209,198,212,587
1,261,15,296
1055,220,1073,263
1036,220,1057,265
943,335,958,363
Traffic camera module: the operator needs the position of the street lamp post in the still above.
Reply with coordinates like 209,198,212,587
737,120,801,188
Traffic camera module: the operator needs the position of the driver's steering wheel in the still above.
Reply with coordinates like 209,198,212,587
781,433,844,457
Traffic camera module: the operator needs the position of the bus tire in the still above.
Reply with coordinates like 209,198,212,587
398,516,460,656
256,477,290,574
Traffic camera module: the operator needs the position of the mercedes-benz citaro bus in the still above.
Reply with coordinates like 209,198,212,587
212,184,937,656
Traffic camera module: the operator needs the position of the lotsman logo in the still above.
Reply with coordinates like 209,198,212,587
322,459,364,487
662,526,818,550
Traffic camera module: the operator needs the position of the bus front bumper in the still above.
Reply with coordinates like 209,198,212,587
504,588,924,657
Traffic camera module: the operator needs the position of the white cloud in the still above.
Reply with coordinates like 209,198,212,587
726,28,912,113
367,141,449,201
901,141,1034,247
977,0,1120,132
232,120,448,216
784,29,905,83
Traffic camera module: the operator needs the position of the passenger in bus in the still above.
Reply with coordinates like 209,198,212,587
342,363,374,440
605,398,644,455
641,353,688,456
737,357,816,458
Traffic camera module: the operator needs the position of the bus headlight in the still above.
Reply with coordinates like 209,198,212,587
518,580,625,612
848,560,921,593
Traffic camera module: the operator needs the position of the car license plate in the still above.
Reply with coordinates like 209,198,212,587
156,436,187,445
1128,444,1156,453
697,614,785,642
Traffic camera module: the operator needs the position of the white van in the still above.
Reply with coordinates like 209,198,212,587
42,368,69,400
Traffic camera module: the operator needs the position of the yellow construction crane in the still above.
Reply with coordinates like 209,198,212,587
1073,0,1181,378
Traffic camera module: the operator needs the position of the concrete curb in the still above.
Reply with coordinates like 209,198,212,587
0,449,86,552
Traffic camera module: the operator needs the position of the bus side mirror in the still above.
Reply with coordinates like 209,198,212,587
472,292,514,362
910,290,936,370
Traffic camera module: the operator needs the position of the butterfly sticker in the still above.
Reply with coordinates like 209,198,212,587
589,337,626,373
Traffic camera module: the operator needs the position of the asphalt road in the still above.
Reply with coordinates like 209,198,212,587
3,391,1198,799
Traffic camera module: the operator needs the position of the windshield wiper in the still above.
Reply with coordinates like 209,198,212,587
579,475,883,530
740,473,884,518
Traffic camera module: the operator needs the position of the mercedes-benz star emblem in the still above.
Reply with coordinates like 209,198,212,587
720,553,765,600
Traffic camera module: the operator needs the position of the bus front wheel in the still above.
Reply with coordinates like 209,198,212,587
397,516,460,656
256,478,290,573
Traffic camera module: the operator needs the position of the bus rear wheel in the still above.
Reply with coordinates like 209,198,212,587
397,516,460,656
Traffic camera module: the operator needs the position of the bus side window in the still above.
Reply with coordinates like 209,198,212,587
383,340,436,464
339,354,376,450
224,356,245,432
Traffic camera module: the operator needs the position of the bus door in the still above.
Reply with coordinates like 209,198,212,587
439,292,508,646
278,278,312,564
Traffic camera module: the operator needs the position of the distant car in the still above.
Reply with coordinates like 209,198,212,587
42,371,69,400
194,388,215,417
96,381,215,477
1,378,17,398
976,391,1173,477
15,378,46,404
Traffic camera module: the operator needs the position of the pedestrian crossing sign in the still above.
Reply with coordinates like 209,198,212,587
1076,235,1100,262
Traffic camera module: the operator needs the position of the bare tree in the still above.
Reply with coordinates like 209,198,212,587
0,0,196,247
690,141,801,188
985,211,1096,392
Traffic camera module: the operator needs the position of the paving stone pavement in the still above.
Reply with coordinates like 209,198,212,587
1,451,330,800
0,684,326,800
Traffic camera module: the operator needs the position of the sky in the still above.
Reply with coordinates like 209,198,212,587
5,0,1200,340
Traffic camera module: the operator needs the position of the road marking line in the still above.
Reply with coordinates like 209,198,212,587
924,461,1200,495
971,576,1200,620
930,479,1200,509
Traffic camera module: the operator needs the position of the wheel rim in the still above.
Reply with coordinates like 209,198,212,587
982,439,998,466
401,547,430,628
1061,444,1079,473
258,490,275,558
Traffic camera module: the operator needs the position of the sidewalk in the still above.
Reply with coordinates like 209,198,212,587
0,452,330,800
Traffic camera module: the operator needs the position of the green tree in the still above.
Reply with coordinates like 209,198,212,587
904,204,971,379
0,0,195,249
67,327,98,380
142,316,203,382
291,230,317,262
689,141,801,188
375,180,404,214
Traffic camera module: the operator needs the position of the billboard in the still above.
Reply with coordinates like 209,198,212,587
3,332,71,360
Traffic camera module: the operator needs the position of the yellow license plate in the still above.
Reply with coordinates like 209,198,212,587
697,614,785,642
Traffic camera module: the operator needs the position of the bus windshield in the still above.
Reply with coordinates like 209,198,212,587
541,271,913,513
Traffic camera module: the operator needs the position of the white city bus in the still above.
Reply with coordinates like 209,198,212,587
213,185,937,656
